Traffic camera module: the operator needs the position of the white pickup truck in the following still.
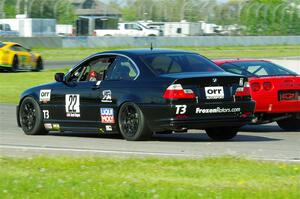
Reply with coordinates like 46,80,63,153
94,23,160,37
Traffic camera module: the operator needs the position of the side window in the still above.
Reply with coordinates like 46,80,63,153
106,56,138,80
10,45,19,51
68,56,116,82
247,65,268,76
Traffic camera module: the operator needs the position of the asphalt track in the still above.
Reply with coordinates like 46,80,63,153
1,104,299,162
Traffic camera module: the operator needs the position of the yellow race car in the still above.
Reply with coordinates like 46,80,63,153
0,42,43,72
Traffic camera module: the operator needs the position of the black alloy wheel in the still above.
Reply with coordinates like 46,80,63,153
118,102,152,141
19,97,48,135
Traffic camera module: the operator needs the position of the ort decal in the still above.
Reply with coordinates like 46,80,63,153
101,90,112,103
100,108,115,124
39,89,51,103
205,86,224,99
65,94,80,118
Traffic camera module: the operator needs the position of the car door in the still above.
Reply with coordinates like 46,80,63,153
47,55,117,131
96,56,140,132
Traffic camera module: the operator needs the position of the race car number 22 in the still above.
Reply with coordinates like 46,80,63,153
65,94,80,118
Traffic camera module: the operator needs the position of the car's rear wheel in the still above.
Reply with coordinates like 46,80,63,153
33,57,43,71
118,102,152,141
205,126,239,141
11,55,19,72
19,97,48,135
277,117,300,131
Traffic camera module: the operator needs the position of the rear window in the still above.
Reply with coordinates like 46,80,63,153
140,53,223,75
220,61,297,77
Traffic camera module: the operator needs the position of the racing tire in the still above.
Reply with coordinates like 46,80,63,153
19,96,48,135
33,57,44,72
118,102,152,141
205,126,239,141
277,117,300,131
11,55,19,72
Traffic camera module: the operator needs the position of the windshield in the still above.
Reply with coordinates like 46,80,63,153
220,61,297,77
141,53,223,75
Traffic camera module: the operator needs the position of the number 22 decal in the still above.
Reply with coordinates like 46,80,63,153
65,94,80,117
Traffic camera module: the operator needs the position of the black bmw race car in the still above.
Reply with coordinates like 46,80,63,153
17,49,255,141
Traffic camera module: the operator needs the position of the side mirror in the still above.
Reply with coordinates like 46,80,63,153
55,73,65,82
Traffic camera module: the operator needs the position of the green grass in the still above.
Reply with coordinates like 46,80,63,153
34,45,300,61
0,69,69,104
0,156,299,199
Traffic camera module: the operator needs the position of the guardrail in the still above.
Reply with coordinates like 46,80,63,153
1,36,300,48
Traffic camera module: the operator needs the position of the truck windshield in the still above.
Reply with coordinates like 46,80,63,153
141,53,223,75
220,61,298,77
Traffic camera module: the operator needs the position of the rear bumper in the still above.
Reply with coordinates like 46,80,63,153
140,100,256,132
255,100,300,113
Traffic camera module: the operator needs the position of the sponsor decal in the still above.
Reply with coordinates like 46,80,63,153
105,125,113,131
196,107,241,114
99,128,105,133
175,105,187,114
239,78,244,86
52,124,60,131
65,94,80,118
205,86,224,99
43,110,49,119
39,89,51,103
101,90,112,103
100,108,115,124
44,123,52,130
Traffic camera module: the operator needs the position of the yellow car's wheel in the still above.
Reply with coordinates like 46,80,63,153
32,57,43,72
12,55,19,72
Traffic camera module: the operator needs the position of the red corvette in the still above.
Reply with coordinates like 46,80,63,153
213,59,300,131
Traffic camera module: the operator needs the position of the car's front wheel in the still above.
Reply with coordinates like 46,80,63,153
205,126,239,141
118,102,152,141
19,97,48,135
277,116,300,131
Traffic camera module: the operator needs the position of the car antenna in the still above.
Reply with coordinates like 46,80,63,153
150,42,153,51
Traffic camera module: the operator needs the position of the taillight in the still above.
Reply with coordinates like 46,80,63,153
235,82,251,98
263,82,273,91
251,82,261,92
163,84,196,99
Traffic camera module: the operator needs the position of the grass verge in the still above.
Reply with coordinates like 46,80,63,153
34,45,300,61
0,69,69,104
0,156,299,199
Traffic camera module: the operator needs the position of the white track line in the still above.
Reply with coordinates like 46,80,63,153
0,145,299,163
